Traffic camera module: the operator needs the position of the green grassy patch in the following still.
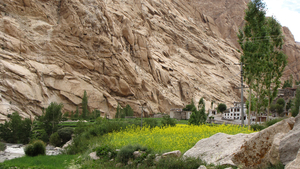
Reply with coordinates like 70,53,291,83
0,155,78,169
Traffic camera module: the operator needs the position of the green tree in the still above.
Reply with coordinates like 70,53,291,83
291,86,300,117
81,90,89,119
123,104,134,117
238,0,287,124
217,103,227,113
0,112,32,144
115,104,122,118
91,109,101,120
74,106,79,119
39,102,63,136
276,98,285,116
264,16,287,120
183,99,195,111
211,100,215,109
188,98,207,125
286,99,293,111
115,104,134,119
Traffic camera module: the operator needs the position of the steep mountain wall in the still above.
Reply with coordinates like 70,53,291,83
0,0,298,120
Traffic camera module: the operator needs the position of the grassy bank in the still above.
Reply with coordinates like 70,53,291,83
0,155,78,169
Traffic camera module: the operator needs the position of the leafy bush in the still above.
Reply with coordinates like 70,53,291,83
251,124,265,131
0,142,6,151
183,99,195,111
144,118,158,128
161,115,176,127
65,133,88,155
155,156,206,169
95,145,117,159
31,129,49,143
116,144,150,164
57,127,73,144
50,132,61,147
265,118,285,127
265,162,284,169
25,140,46,157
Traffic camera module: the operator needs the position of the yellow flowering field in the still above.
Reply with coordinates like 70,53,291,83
102,124,254,153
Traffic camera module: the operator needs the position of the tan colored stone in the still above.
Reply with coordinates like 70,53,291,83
162,150,181,158
285,149,300,169
232,118,295,169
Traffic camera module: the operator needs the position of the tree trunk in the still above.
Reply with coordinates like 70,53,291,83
248,87,251,130
267,88,271,121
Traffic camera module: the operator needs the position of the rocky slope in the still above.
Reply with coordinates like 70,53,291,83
0,0,299,120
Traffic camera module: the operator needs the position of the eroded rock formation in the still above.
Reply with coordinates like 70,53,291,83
0,0,299,119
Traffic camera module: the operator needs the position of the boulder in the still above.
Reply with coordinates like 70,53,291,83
162,150,181,158
279,114,300,165
198,165,207,169
183,132,257,166
285,149,300,169
133,151,146,158
232,117,295,169
62,139,73,149
268,133,287,165
89,152,100,160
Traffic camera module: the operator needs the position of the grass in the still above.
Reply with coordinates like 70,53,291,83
0,155,78,169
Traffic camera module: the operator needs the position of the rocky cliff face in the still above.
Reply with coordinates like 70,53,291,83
0,0,299,120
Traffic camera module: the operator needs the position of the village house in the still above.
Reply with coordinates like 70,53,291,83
170,108,192,120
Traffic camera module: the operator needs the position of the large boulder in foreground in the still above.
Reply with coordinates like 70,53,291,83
232,117,295,169
279,114,300,165
285,149,300,169
183,132,257,166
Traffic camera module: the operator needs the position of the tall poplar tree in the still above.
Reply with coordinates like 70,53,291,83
238,0,287,124
238,0,267,128
82,90,89,119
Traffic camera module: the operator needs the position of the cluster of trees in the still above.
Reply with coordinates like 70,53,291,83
0,90,95,145
65,91,101,121
0,112,32,144
184,98,207,125
115,104,134,118
0,102,73,145
238,0,288,127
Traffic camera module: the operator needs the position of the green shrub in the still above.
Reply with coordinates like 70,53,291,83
50,132,61,147
251,124,265,131
265,118,285,127
265,162,284,169
155,156,206,169
116,144,150,164
25,140,46,157
0,142,6,151
144,118,158,128
57,127,73,144
32,129,49,143
161,115,177,127
95,145,117,159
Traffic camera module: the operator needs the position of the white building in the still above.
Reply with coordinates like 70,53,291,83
223,102,256,124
